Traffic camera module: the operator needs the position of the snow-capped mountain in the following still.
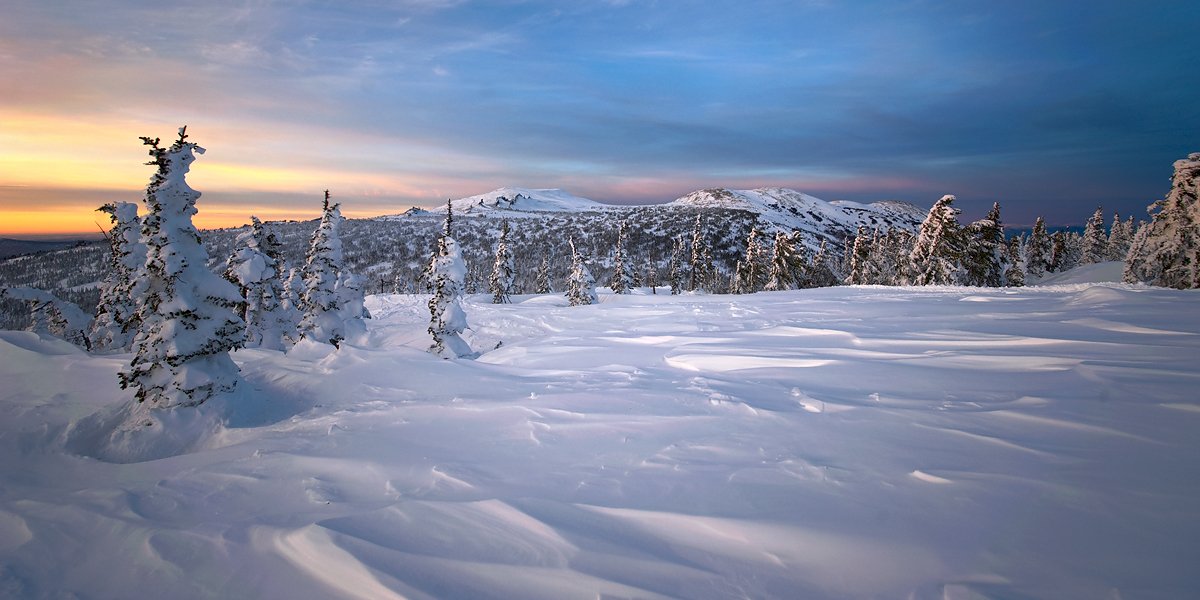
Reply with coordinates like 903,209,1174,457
670,187,926,240
449,187,612,216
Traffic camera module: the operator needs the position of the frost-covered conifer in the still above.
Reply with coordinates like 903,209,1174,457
224,217,294,350
845,226,873,285
1,287,92,349
908,195,965,285
90,202,145,351
490,220,514,303
1004,237,1025,287
668,235,686,295
118,127,245,410
763,231,804,291
962,202,1006,287
734,226,767,294
427,200,472,357
1081,207,1108,264
689,215,707,291
608,220,633,294
298,192,366,347
535,255,552,294
1125,152,1200,288
1025,217,1051,279
808,239,839,288
566,237,599,306
643,257,658,293
1106,214,1134,262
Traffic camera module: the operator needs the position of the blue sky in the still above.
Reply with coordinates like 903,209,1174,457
1,0,1198,233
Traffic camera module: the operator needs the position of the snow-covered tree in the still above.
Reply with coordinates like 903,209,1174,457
1081,207,1108,264
733,225,767,294
668,235,686,295
566,237,598,306
763,231,805,291
224,217,294,350
90,201,145,351
643,257,658,293
1049,230,1082,273
845,226,873,285
535,255,552,294
489,220,514,303
1,287,92,349
689,214,707,291
609,219,633,294
962,202,1007,287
908,195,965,285
1125,152,1200,288
118,127,245,410
1004,237,1026,287
1106,213,1134,262
298,192,366,348
1025,217,1051,279
808,239,839,288
427,200,472,357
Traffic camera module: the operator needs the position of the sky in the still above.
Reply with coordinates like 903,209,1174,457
1,0,1198,236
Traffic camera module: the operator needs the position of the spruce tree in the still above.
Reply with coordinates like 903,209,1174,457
535,255,552,294
734,225,767,293
689,214,706,291
298,192,365,347
1081,206,1108,264
962,202,1006,287
1025,217,1051,279
908,195,965,285
427,200,472,356
808,239,839,288
668,235,685,295
119,127,245,410
566,237,599,306
225,216,294,350
90,201,146,351
643,257,658,293
1004,236,1026,287
1106,213,1134,262
1,287,92,349
1125,152,1200,288
608,219,633,294
490,220,515,303
763,230,804,291
845,226,873,285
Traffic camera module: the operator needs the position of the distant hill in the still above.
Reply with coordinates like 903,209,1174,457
0,238,89,259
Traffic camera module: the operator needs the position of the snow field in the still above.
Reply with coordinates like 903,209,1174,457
1,283,1199,599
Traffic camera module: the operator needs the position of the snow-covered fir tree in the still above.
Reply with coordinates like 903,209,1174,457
90,201,145,351
427,200,472,357
845,226,873,285
763,231,805,291
962,202,1007,287
1106,213,1134,262
733,225,767,294
808,239,840,288
1004,237,1026,287
608,219,633,294
908,195,965,285
668,235,686,295
1,287,93,349
643,257,658,293
118,127,245,410
1081,206,1108,264
1025,217,1051,279
224,216,294,350
1125,152,1200,288
535,255,552,294
1049,230,1082,273
689,214,707,291
489,220,515,303
298,192,366,348
566,237,599,306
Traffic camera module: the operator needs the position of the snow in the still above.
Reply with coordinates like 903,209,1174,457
443,188,613,217
2,282,1200,598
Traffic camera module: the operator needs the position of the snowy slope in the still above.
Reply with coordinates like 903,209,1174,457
670,187,927,239
2,284,1199,598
